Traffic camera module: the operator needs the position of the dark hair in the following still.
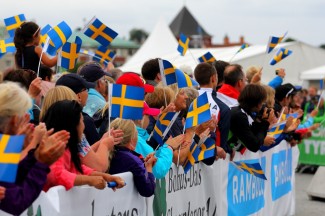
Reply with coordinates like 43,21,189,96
238,84,267,112
224,64,244,86
213,60,229,85
4,69,36,90
141,58,160,81
14,22,40,66
39,65,53,81
43,100,84,174
194,63,217,85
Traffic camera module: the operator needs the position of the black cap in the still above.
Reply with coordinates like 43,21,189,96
275,83,296,101
78,63,112,82
56,73,95,94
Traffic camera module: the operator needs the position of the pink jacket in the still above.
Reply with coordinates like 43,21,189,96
44,149,93,191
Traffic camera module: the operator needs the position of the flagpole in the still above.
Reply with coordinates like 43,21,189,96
108,84,113,136
37,51,45,77
188,49,198,65
316,89,324,110
277,107,285,124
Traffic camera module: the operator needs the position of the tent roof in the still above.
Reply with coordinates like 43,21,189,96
169,6,210,37
300,65,325,80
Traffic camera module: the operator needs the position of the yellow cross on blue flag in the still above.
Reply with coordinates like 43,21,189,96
266,32,287,54
158,59,177,86
4,14,26,37
269,48,292,65
40,24,52,48
83,17,118,47
94,45,116,67
267,121,286,139
236,43,249,53
0,134,25,183
47,21,72,56
233,161,267,180
177,33,190,56
280,112,298,122
183,137,215,174
59,36,82,70
152,112,177,146
185,92,211,129
198,52,216,63
111,84,145,120
175,69,199,88
0,37,16,54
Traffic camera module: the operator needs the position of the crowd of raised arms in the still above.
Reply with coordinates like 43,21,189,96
0,21,323,215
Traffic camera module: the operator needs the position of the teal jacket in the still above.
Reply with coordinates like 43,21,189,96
135,126,173,179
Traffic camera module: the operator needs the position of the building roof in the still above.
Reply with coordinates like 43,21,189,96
169,6,211,37
68,31,140,49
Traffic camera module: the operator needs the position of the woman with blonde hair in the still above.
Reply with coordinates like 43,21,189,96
109,118,156,197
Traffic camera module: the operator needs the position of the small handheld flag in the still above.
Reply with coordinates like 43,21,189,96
198,52,216,63
4,14,26,37
266,32,288,54
267,121,286,139
152,112,178,146
47,21,72,56
158,59,177,86
110,84,145,120
183,137,215,174
93,45,116,67
40,24,52,48
0,37,16,54
175,69,199,88
59,36,82,70
232,161,267,180
269,48,292,65
236,43,249,54
83,17,118,47
185,92,211,129
0,134,25,183
177,33,190,56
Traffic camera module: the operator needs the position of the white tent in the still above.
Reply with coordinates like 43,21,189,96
300,65,325,80
121,19,325,85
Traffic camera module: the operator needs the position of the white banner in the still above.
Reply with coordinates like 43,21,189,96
1,141,298,216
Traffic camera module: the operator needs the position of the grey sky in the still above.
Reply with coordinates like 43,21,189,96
1,0,325,46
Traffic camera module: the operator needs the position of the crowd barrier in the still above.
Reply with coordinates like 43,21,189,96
1,140,299,216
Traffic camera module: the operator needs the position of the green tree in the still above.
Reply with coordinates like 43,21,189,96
129,29,148,44
320,44,325,49
284,37,296,43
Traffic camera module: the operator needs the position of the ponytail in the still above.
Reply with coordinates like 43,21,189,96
14,22,39,67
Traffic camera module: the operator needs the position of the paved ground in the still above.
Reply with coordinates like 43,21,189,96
295,173,325,216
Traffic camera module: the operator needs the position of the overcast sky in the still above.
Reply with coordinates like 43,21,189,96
1,0,325,46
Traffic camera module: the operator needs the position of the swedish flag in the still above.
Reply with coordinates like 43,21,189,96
47,21,72,56
183,137,215,174
0,134,25,183
198,52,216,63
267,121,286,139
185,92,211,129
280,113,299,122
233,161,267,180
269,48,292,65
266,32,287,53
0,37,16,54
152,112,176,146
175,69,198,88
40,24,52,48
4,14,26,37
94,45,116,67
111,84,145,120
236,43,249,53
177,33,189,56
159,59,177,86
83,17,118,47
59,36,82,70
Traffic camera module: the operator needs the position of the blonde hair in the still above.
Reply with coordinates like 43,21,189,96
246,66,261,84
110,118,137,147
263,85,275,108
0,82,32,128
145,85,175,109
40,86,78,121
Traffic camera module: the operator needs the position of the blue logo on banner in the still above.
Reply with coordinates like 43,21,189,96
227,157,266,216
271,148,292,201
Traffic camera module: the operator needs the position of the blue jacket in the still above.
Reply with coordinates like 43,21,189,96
268,76,283,89
109,146,155,197
83,88,106,117
135,126,173,179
